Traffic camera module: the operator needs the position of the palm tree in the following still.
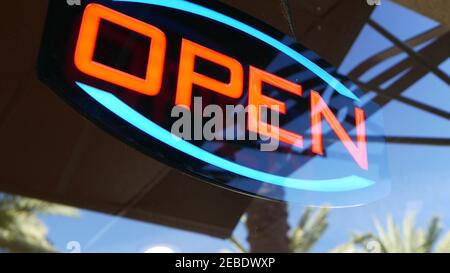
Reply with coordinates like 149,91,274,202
0,193,78,252
231,206,330,253
334,213,450,253
289,207,329,252
244,196,291,252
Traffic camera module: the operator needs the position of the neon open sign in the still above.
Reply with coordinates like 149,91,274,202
38,0,389,205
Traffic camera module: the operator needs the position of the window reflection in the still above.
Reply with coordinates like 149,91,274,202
0,0,449,253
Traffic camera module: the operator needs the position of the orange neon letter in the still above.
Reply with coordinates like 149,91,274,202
74,4,166,96
310,90,368,170
248,66,303,148
175,39,244,109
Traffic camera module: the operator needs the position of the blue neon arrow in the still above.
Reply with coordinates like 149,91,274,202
77,82,373,192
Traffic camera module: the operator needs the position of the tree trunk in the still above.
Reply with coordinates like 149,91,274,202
246,185,290,253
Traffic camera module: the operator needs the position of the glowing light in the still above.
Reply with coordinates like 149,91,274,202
114,0,360,101
310,90,368,170
248,66,304,148
176,39,243,109
76,82,374,192
75,4,166,96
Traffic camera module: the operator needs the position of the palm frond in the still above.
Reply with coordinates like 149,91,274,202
0,194,78,252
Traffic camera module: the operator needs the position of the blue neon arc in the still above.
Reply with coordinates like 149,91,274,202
113,0,359,101
77,82,373,192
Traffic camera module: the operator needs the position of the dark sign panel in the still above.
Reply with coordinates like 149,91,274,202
38,0,389,205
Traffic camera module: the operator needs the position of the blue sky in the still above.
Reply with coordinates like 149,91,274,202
40,0,450,252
